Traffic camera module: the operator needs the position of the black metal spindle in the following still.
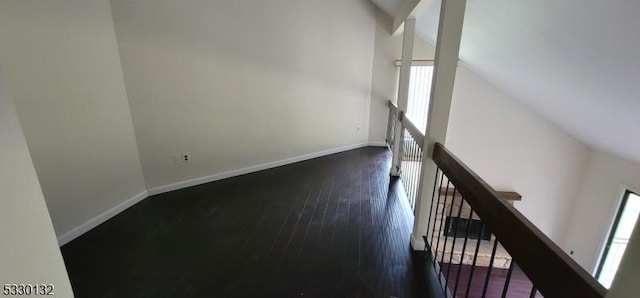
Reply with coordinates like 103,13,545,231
407,139,412,200
501,261,515,298
389,111,395,149
481,238,500,298
529,286,538,298
386,109,392,146
415,143,421,203
445,191,466,292
424,168,441,254
429,171,445,255
434,181,451,269
397,128,405,174
440,187,458,266
412,140,417,206
453,205,474,297
390,109,396,147
414,144,422,212
465,224,485,298
410,140,417,206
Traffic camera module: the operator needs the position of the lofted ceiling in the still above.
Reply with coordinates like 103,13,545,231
373,0,640,164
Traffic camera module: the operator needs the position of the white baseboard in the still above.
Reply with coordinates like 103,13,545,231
58,142,384,246
147,142,372,196
410,233,426,251
368,141,388,147
57,190,148,246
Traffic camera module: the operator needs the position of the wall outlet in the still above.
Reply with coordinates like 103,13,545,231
356,125,361,132
173,154,181,164
182,153,191,163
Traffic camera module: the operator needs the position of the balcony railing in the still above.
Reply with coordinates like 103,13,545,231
388,101,424,211
424,143,606,298
386,101,397,150
385,102,606,297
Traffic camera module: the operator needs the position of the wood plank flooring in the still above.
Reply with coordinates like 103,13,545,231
61,147,441,298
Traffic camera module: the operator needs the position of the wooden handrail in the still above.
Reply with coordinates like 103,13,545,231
438,187,522,202
432,143,606,298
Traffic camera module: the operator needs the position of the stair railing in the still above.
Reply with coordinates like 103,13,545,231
423,143,607,298
387,100,424,211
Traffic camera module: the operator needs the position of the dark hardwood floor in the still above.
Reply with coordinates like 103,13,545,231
61,147,442,298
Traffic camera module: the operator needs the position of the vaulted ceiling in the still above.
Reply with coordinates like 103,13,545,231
373,0,640,164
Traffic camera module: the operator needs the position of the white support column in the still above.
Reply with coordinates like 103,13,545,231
390,18,416,176
410,0,467,250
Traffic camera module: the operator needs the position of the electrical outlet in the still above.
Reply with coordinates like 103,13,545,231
356,125,361,132
182,153,191,163
173,154,181,164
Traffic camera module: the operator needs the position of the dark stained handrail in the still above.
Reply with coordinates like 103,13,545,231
432,142,606,298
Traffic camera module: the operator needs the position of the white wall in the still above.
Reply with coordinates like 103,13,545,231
0,0,146,240
368,12,436,143
369,19,590,243
0,78,74,297
110,0,377,190
563,150,640,272
446,66,590,242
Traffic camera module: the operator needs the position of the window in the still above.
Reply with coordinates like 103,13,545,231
395,60,434,133
595,190,640,288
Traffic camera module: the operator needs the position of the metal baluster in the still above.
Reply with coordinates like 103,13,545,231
529,286,538,298
410,140,416,207
413,140,419,208
465,224,485,298
386,109,390,146
389,109,395,147
404,134,413,204
434,181,451,269
501,261,515,298
440,187,458,267
400,131,404,172
405,138,410,197
389,112,395,150
453,205,474,297
415,144,422,212
481,238,500,298
396,126,405,175
402,137,408,202
430,171,445,252
445,191,466,292
425,168,441,254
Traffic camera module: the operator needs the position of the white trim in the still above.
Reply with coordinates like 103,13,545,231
57,143,381,246
147,143,371,196
57,190,148,246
